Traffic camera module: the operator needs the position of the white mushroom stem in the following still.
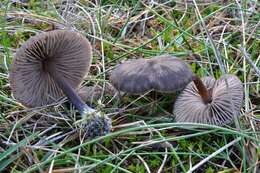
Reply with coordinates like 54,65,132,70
192,75,212,104
50,72,97,116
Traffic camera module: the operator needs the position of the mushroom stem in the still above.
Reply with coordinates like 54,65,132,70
50,72,95,116
192,75,212,103
50,72,112,138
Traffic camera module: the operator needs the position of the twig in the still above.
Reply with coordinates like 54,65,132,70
136,154,151,173
157,148,168,173
240,47,260,78
192,0,226,74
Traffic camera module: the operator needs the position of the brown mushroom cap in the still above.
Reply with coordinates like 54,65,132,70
110,55,193,94
9,30,92,107
78,85,117,103
173,74,243,126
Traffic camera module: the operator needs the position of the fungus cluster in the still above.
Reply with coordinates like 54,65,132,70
10,30,111,138
10,30,244,131
110,55,243,126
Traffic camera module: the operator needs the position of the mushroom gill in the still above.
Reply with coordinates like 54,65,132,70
10,30,91,107
173,74,243,126
10,30,111,138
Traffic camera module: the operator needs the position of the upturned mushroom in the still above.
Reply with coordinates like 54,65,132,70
110,55,194,94
173,74,243,126
9,30,111,138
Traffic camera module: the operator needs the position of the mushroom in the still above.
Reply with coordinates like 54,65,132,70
9,30,111,138
78,85,117,103
78,86,103,103
110,55,194,94
173,74,243,126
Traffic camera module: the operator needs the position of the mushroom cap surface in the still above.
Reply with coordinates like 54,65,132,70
9,30,92,107
78,85,117,103
110,55,193,94
173,74,243,126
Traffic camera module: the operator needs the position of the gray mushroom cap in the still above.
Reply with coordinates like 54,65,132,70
110,55,193,94
173,74,243,126
9,30,92,107
78,85,117,103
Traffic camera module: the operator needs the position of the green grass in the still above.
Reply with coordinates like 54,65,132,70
0,0,260,172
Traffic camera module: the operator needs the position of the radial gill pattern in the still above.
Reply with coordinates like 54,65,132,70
110,55,193,94
174,74,243,126
9,30,92,107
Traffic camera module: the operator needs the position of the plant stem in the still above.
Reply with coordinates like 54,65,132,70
192,75,212,104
